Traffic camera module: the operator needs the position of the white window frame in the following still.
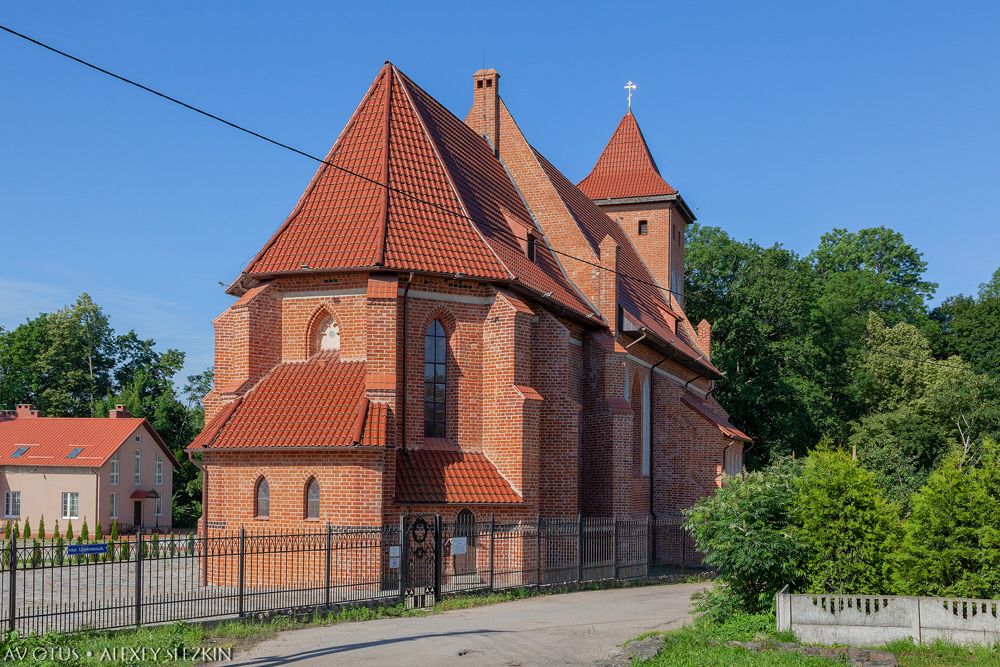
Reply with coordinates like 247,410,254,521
4,491,20,518
641,375,651,477
110,492,118,519
134,434,142,442
724,447,743,477
154,454,163,485
154,495,162,517
134,449,141,486
61,492,80,520
109,452,119,485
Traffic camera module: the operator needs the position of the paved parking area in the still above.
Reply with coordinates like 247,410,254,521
229,582,707,666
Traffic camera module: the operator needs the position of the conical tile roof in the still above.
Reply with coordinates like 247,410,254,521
243,63,594,318
577,111,677,200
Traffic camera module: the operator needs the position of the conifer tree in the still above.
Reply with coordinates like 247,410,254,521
37,515,45,540
110,519,119,542
65,522,73,541
22,517,31,540
80,518,89,542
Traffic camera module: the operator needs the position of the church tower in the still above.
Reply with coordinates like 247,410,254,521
578,110,694,307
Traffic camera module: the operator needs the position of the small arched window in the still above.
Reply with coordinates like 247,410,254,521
305,478,320,519
424,320,447,438
254,477,269,518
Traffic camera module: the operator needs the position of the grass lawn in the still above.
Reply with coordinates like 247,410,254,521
635,614,1000,667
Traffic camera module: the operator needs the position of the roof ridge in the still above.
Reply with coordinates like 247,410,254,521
244,64,392,276
391,66,513,282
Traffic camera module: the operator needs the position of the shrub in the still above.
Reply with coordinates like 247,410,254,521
685,459,806,618
37,516,45,540
110,519,119,542
65,522,73,541
4,521,10,540
12,522,19,540
795,447,900,594
895,444,997,597
80,519,90,542
22,517,31,540
30,540,42,568
54,536,65,566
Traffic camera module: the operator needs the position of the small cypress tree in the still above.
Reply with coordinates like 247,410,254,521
151,534,160,559
22,517,31,540
80,519,89,542
53,520,60,541
110,519,119,542
54,536,65,566
37,516,45,541
12,522,19,539
65,522,73,541
30,540,42,568
795,447,901,594
4,521,10,540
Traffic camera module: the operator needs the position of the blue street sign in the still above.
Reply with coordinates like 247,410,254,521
67,543,109,556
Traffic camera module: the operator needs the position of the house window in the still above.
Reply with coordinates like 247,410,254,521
11,446,29,458
154,496,162,517
61,492,80,519
110,492,118,519
641,375,651,477
135,435,142,442
67,447,83,459
134,449,141,485
724,448,743,476
305,478,320,519
154,454,163,485
638,220,648,236
4,491,20,518
255,477,270,518
109,453,119,485
424,320,447,438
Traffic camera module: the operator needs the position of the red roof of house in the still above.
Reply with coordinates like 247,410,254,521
396,450,522,504
188,353,386,450
681,394,751,443
577,111,677,201
0,415,178,468
241,63,594,320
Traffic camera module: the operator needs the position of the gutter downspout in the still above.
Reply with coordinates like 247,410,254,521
400,273,414,452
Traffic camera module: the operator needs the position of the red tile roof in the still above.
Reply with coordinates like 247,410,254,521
188,353,386,450
396,450,522,504
530,145,719,376
0,415,178,468
577,111,677,200
241,64,594,319
681,394,751,443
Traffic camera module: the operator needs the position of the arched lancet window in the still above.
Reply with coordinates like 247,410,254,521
305,477,320,519
641,375,651,477
254,477,269,518
424,320,447,438
319,320,340,352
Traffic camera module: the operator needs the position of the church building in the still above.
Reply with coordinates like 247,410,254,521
188,63,748,535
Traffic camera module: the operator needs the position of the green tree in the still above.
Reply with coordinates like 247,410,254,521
685,459,807,618
110,519,119,542
80,519,89,542
795,448,900,594
931,267,1000,380
22,517,31,540
37,516,45,540
894,449,993,598
65,522,73,541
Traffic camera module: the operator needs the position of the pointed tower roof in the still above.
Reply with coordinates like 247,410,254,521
577,111,677,201
241,63,594,319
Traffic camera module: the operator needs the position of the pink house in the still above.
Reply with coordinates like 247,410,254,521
0,404,178,534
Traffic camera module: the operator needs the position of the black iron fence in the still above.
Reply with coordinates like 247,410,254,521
0,515,700,635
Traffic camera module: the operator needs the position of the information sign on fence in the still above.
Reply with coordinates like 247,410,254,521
66,543,109,556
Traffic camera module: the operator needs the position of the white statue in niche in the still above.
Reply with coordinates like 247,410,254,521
320,321,340,352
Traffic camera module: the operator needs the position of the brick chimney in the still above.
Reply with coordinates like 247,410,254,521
697,319,712,360
15,404,39,418
108,404,131,419
470,69,501,155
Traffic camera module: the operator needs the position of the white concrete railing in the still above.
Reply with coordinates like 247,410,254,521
776,586,1000,646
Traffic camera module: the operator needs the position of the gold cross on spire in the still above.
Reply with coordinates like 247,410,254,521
624,80,637,111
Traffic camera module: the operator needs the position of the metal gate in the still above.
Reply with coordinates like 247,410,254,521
401,515,439,608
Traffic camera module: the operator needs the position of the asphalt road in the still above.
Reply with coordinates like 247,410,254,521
228,582,706,666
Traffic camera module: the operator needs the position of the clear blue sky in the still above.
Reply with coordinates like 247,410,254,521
2,2,998,381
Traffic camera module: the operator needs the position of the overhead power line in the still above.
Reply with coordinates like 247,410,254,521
0,24,981,375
